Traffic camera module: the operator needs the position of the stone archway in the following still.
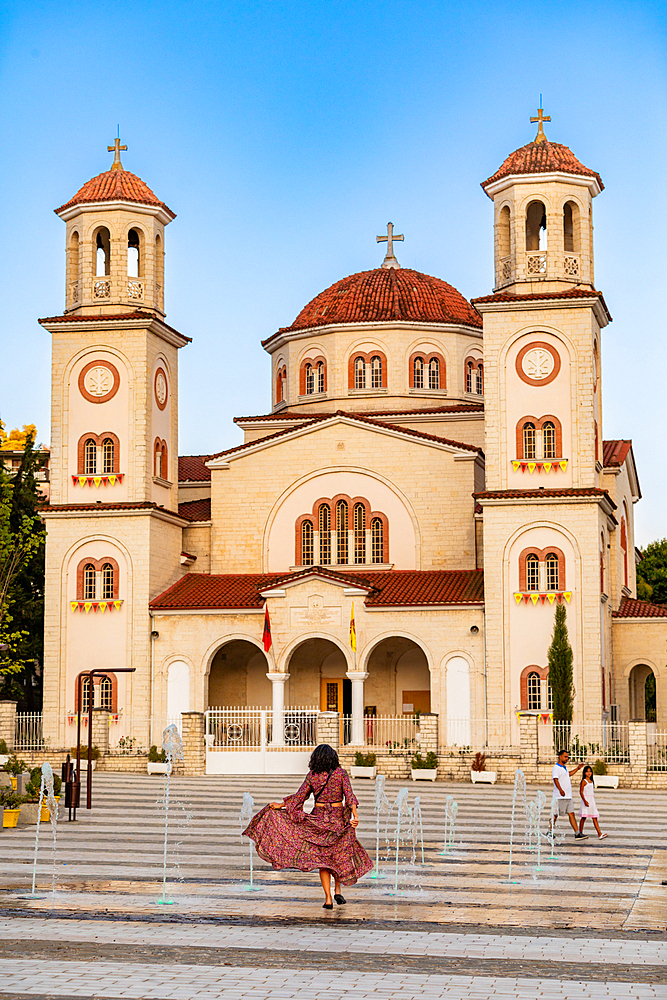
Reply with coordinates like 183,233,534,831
629,663,657,722
207,640,270,708
286,638,350,714
365,637,431,716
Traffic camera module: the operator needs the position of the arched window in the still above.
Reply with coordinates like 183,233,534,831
317,361,325,394
319,504,331,564
305,363,314,394
370,356,382,389
621,514,629,588
301,520,314,566
498,205,511,258
428,357,440,389
81,676,91,713
155,234,164,305
83,564,96,601
522,422,536,460
476,364,483,395
542,421,556,460
354,503,366,564
563,201,580,253
600,532,605,592
95,227,111,276
336,500,348,564
527,672,541,710
127,228,141,277
526,200,547,251
547,680,553,710
161,442,168,481
68,231,80,302
101,563,115,600
102,438,115,475
466,361,474,394
371,517,384,564
354,357,366,389
545,553,559,592
413,356,424,389
154,439,162,479
526,554,539,591
84,438,97,475
99,676,113,711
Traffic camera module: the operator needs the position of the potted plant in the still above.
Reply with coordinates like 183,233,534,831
3,754,28,790
592,758,619,790
410,750,438,781
470,751,497,784
351,751,377,779
147,745,170,775
0,788,23,827
21,768,62,824
69,745,101,770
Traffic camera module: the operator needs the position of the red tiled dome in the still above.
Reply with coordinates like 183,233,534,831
279,268,482,334
55,167,174,217
481,139,603,196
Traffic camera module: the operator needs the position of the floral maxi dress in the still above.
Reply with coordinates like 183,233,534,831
243,767,373,886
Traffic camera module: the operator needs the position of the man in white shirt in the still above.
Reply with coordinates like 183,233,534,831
552,749,587,840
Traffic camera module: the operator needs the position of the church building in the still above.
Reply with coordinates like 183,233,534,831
39,118,667,763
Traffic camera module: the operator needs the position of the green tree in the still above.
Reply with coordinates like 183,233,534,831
636,539,667,605
547,603,574,725
0,431,46,708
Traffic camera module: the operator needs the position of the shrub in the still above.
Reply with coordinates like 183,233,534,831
0,739,8,755
69,745,101,761
353,751,377,767
592,758,608,776
411,751,438,770
0,788,23,809
471,752,487,772
25,767,62,800
148,745,167,763
3,754,28,777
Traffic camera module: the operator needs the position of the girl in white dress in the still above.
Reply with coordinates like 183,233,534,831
578,765,608,840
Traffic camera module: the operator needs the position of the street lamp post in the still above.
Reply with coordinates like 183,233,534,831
75,667,136,809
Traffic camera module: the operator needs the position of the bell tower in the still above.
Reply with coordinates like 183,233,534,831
481,108,603,294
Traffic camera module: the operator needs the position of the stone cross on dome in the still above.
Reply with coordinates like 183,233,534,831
377,222,404,269
530,105,551,145
107,135,128,171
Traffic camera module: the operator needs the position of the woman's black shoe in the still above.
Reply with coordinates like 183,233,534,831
334,894,347,905
323,902,333,909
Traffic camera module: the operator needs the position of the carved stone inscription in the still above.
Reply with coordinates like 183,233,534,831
290,594,342,627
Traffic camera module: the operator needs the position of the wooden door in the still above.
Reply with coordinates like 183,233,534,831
402,690,431,714
321,679,343,713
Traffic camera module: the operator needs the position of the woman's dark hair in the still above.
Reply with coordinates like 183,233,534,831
582,764,593,781
309,743,340,774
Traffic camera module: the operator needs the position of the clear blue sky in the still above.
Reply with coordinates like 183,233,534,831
0,0,665,544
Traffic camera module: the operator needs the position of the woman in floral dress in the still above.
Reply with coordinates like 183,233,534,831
243,744,373,907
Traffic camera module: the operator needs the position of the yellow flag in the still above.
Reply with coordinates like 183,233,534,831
349,602,356,651
527,462,536,474
543,462,552,474
559,461,568,472
511,461,520,472
514,593,523,605
70,601,78,612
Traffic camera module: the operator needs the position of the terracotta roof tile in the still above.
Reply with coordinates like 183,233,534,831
481,140,603,194
56,168,174,217
471,289,611,320
602,440,632,468
38,312,191,341
40,500,185,518
150,568,485,611
234,402,485,424
178,455,212,483
266,268,482,340
475,487,615,506
178,498,211,522
613,598,667,619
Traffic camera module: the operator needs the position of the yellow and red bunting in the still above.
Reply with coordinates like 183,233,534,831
71,474,124,487
513,592,572,605
540,713,553,723
511,460,568,474
70,600,124,613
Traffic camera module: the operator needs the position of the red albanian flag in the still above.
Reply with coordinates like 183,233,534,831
263,605,272,652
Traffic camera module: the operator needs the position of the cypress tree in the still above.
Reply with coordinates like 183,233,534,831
547,603,574,725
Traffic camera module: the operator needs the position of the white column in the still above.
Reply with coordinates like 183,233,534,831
346,671,369,745
267,672,289,746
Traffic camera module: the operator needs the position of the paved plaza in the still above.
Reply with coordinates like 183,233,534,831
0,775,665,998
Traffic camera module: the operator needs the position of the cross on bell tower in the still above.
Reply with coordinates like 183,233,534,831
107,136,128,171
377,222,404,269
530,106,551,145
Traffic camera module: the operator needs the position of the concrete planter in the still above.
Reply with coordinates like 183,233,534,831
0,755,8,767
593,774,619,789
147,762,171,776
17,803,40,825
411,768,437,781
470,769,497,784
351,766,377,779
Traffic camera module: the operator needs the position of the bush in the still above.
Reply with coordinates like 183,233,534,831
353,751,376,767
148,745,167,763
411,751,438,770
0,788,23,810
69,745,101,761
471,752,487,772
24,767,62,800
592,759,608,776
3,754,28,777
0,739,8,755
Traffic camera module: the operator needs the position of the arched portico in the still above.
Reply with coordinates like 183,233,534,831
629,663,657,722
363,635,431,716
285,637,351,712
207,639,271,708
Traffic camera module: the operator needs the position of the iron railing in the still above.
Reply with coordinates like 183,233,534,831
205,707,318,750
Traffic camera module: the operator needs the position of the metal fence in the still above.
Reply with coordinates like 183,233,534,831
541,721,630,764
442,717,516,751
205,707,318,750
342,715,420,750
648,732,667,771
14,712,44,750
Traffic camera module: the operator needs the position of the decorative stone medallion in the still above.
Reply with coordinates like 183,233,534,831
78,360,120,403
516,341,561,386
154,367,168,410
